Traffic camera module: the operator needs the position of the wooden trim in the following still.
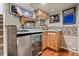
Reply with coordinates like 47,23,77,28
34,9,48,15
34,9,48,19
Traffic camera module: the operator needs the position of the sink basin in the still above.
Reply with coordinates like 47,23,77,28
17,29,29,32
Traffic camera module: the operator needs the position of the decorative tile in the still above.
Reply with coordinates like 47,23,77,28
62,26,78,36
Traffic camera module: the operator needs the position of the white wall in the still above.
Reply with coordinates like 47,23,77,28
76,4,79,24
5,3,20,26
61,5,79,53
46,5,78,27
77,4,79,54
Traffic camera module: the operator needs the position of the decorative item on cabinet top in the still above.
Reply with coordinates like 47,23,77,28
9,4,33,18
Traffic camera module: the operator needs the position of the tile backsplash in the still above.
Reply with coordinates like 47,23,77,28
62,26,78,36
48,26,78,36
48,26,62,30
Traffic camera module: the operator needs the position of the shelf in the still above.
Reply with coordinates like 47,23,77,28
20,16,36,25
15,13,36,21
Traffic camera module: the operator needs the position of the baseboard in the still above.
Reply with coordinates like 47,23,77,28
61,46,78,54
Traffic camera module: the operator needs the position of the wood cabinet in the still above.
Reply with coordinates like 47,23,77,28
20,17,26,26
19,16,36,29
42,31,61,52
34,9,48,20
47,32,61,51
42,32,48,50
20,17,36,26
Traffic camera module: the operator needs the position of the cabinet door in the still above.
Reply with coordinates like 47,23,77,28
47,33,57,49
47,32,60,51
42,32,47,50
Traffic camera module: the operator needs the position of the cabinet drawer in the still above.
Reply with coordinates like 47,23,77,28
48,32,57,36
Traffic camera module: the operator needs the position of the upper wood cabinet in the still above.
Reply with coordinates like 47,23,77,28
20,16,36,26
34,9,48,20
20,17,26,26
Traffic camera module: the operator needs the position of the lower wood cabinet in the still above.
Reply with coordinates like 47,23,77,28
42,32,48,50
47,32,61,51
42,31,61,52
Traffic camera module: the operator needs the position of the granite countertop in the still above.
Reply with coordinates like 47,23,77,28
17,29,61,35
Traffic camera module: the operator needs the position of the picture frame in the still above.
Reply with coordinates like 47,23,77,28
63,7,76,25
9,3,33,17
49,14,60,23
9,3,18,15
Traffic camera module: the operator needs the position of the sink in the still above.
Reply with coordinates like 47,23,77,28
17,29,29,32
22,30,29,32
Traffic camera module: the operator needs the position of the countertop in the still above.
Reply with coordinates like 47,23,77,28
17,29,61,35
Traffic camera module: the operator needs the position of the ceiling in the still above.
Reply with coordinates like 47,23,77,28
14,3,78,15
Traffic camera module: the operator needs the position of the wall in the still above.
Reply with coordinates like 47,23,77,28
76,4,79,24
61,26,78,53
4,3,20,56
77,4,79,54
5,3,20,26
46,5,78,27
45,4,79,53
61,5,79,53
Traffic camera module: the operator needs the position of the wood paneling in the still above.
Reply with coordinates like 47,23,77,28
0,15,3,55
34,9,48,19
